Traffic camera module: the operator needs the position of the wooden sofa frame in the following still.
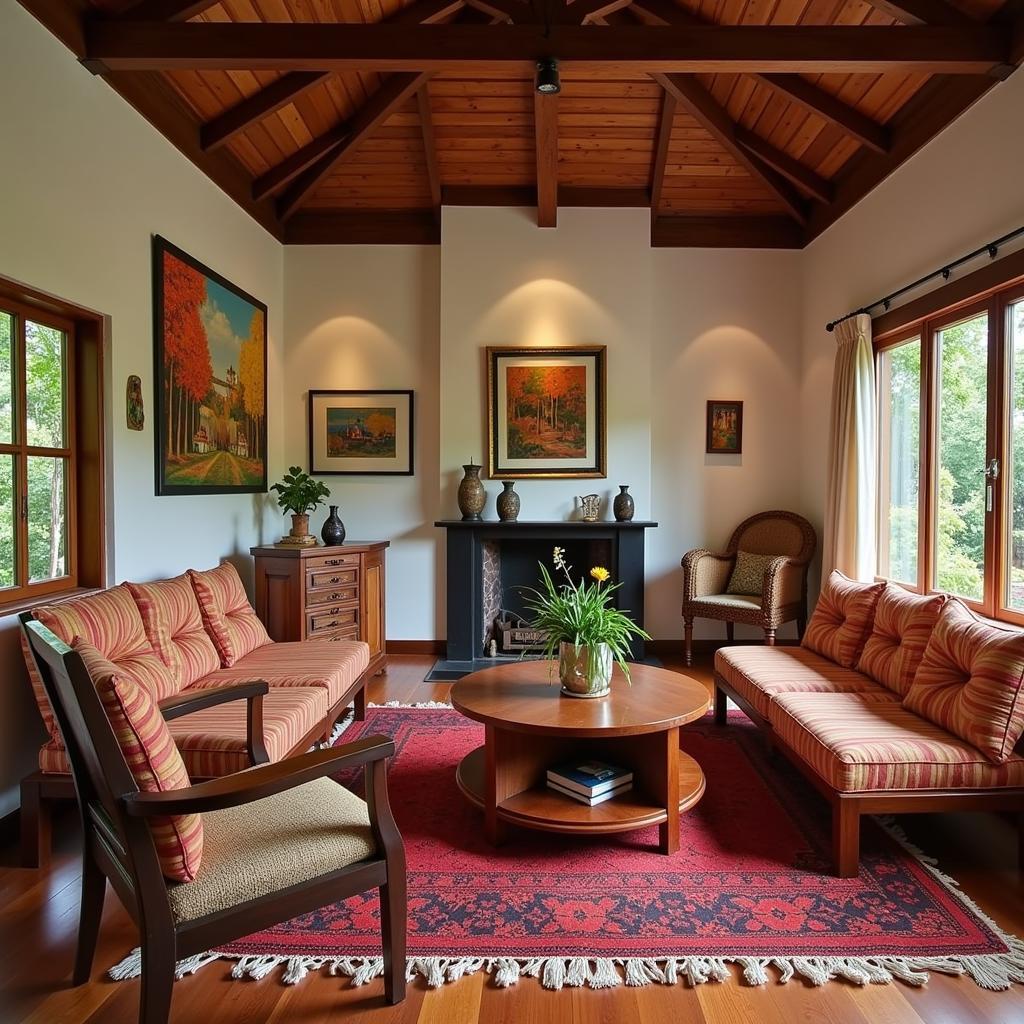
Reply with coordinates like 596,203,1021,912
19,610,371,868
713,674,1024,878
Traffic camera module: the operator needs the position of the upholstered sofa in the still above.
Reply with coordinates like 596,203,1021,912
18,561,372,867
713,571,1024,877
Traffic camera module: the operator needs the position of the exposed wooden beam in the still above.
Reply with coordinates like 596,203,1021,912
252,124,349,200
652,216,804,249
534,89,559,227
735,126,834,203
81,23,1008,75
416,86,442,222
201,72,328,152
440,185,650,207
566,0,635,23
276,72,432,220
653,73,808,224
860,0,975,26
649,87,676,215
109,0,218,22
284,210,441,244
385,0,466,23
463,0,529,20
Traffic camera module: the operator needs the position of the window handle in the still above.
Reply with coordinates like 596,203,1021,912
984,458,1000,480
19,496,27,521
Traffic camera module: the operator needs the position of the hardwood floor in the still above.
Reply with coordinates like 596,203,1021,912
3,652,1024,1024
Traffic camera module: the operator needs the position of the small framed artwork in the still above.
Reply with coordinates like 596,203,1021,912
706,400,743,454
309,390,414,476
487,345,606,479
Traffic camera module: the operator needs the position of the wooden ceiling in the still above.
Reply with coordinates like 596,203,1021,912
20,0,1022,246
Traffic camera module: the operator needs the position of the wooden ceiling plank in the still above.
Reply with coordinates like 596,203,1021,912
276,71,432,219
81,23,1009,75
567,0,636,23
649,86,676,214
110,0,220,22
463,0,530,20
416,85,443,220
534,88,559,227
654,72,808,223
860,0,975,26
734,125,833,201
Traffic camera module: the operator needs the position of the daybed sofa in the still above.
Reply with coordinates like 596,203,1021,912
18,561,372,866
713,571,1024,876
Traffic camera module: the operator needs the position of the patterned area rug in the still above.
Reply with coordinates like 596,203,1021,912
112,705,1024,991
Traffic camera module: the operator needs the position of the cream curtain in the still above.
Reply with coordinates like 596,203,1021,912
822,313,876,581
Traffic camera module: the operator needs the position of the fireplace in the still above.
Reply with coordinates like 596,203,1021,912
432,519,657,680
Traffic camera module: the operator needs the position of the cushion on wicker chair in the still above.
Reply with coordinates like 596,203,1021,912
726,551,776,596
802,571,886,669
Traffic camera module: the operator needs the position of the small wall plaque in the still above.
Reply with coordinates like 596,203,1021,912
127,375,144,431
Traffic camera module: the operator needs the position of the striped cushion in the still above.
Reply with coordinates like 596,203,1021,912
903,600,1024,764
35,586,178,701
127,574,220,688
189,563,271,668
20,627,58,741
74,637,203,883
768,692,1024,793
857,588,948,697
190,639,369,707
37,686,329,778
802,571,886,669
714,645,898,718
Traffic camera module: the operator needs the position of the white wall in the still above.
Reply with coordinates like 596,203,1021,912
283,247,441,639
0,0,285,815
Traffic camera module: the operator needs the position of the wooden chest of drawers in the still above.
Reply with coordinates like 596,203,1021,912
250,541,389,676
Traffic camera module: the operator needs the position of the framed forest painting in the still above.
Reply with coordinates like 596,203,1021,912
309,390,414,475
153,236,267,495
487,346,606,479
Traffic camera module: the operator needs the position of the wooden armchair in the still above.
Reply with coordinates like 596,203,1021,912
681,510,816,665
23,619,407,1024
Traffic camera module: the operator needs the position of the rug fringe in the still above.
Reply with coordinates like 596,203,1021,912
367,700,453,709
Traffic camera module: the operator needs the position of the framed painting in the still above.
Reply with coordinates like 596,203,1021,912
706,400,743,454
487,346,606,479
152,236,267,495
309,390,414,476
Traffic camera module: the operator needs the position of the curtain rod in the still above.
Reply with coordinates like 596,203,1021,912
824,226,1024,333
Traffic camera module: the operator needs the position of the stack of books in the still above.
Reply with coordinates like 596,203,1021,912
546,760,633,806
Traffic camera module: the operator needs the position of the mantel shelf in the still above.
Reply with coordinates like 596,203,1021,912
434,520,658,529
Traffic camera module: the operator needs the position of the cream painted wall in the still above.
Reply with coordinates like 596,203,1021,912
0,0,285,815
283,247,441,639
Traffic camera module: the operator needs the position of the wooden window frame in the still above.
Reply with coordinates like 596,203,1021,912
0,277,106,614
873,247,1024,625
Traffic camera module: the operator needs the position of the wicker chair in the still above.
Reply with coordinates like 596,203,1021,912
681,510,817,665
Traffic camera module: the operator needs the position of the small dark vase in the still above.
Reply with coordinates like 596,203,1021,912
458,463,486,521
613,485,635,522
321,505,346,546
496,481,520,522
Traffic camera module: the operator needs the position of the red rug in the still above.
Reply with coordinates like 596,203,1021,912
112,706,1024,990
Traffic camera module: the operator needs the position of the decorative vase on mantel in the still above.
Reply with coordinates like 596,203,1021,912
458,463,486,521
613,485,635,522
496,481,520,522
321,505,346,546
559,641,613,699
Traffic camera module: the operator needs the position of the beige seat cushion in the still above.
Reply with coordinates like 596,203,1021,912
166,778,376,923
715,645,900,718
693,594,763,612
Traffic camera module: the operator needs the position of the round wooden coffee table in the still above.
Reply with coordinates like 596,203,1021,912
450,661,709,855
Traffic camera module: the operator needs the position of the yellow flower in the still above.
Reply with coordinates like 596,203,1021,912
590,566,610,583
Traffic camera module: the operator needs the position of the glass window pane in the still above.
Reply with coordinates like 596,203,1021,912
1006,299,1024,611
0,454,13,589
25,320,66,449
27,456,67,582
877,339,921,584
934,312,988,601
0,311,12,444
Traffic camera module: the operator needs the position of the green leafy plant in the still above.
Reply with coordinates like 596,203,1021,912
522,546,650,683
270,466,330,517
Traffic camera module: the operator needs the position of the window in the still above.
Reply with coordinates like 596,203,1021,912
875,255,1024,624
0,280,105,609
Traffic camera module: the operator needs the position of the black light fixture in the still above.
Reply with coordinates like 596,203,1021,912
536,58,561,95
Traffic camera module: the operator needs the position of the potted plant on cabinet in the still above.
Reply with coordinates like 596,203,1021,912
271,466,330,547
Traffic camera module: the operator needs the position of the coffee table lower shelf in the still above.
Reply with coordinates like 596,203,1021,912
456,745,706,837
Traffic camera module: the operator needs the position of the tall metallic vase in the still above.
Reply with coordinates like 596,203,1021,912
458,463,486,521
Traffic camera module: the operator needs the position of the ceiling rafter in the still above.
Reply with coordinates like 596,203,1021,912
734,127,834,203
417,85,442,223
463,0,528,21
860,0,976,26
534,88,558,227
649,87,676,216
109,0,217,22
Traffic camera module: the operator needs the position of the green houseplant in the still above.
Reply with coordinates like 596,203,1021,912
523,546,651,698
270,466,330,545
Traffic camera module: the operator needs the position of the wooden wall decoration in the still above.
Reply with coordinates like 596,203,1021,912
126,375,144,431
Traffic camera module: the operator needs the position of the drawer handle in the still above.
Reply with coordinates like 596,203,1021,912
329,576,341,584
321,620,339,629
330,592,343,601
324,558,342,566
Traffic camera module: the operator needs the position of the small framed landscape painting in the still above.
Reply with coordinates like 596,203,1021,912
706,400,743,454
487,346,606,479
153,236,267,495
309,390,414,476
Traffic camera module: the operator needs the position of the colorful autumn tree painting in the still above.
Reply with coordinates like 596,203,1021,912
506,364,586,458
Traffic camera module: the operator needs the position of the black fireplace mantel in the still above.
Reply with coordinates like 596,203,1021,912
432,519,658,680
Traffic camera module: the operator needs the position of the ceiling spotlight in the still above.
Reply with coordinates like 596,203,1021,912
536,58,561,95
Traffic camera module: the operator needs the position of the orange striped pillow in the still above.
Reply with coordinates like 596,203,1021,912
857,588,948,696
189,563,271,668
36,586,178,702
19,627,59,742
903,600,1024,764
127,574,220,688
801,571,886,669
73,637,204,882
